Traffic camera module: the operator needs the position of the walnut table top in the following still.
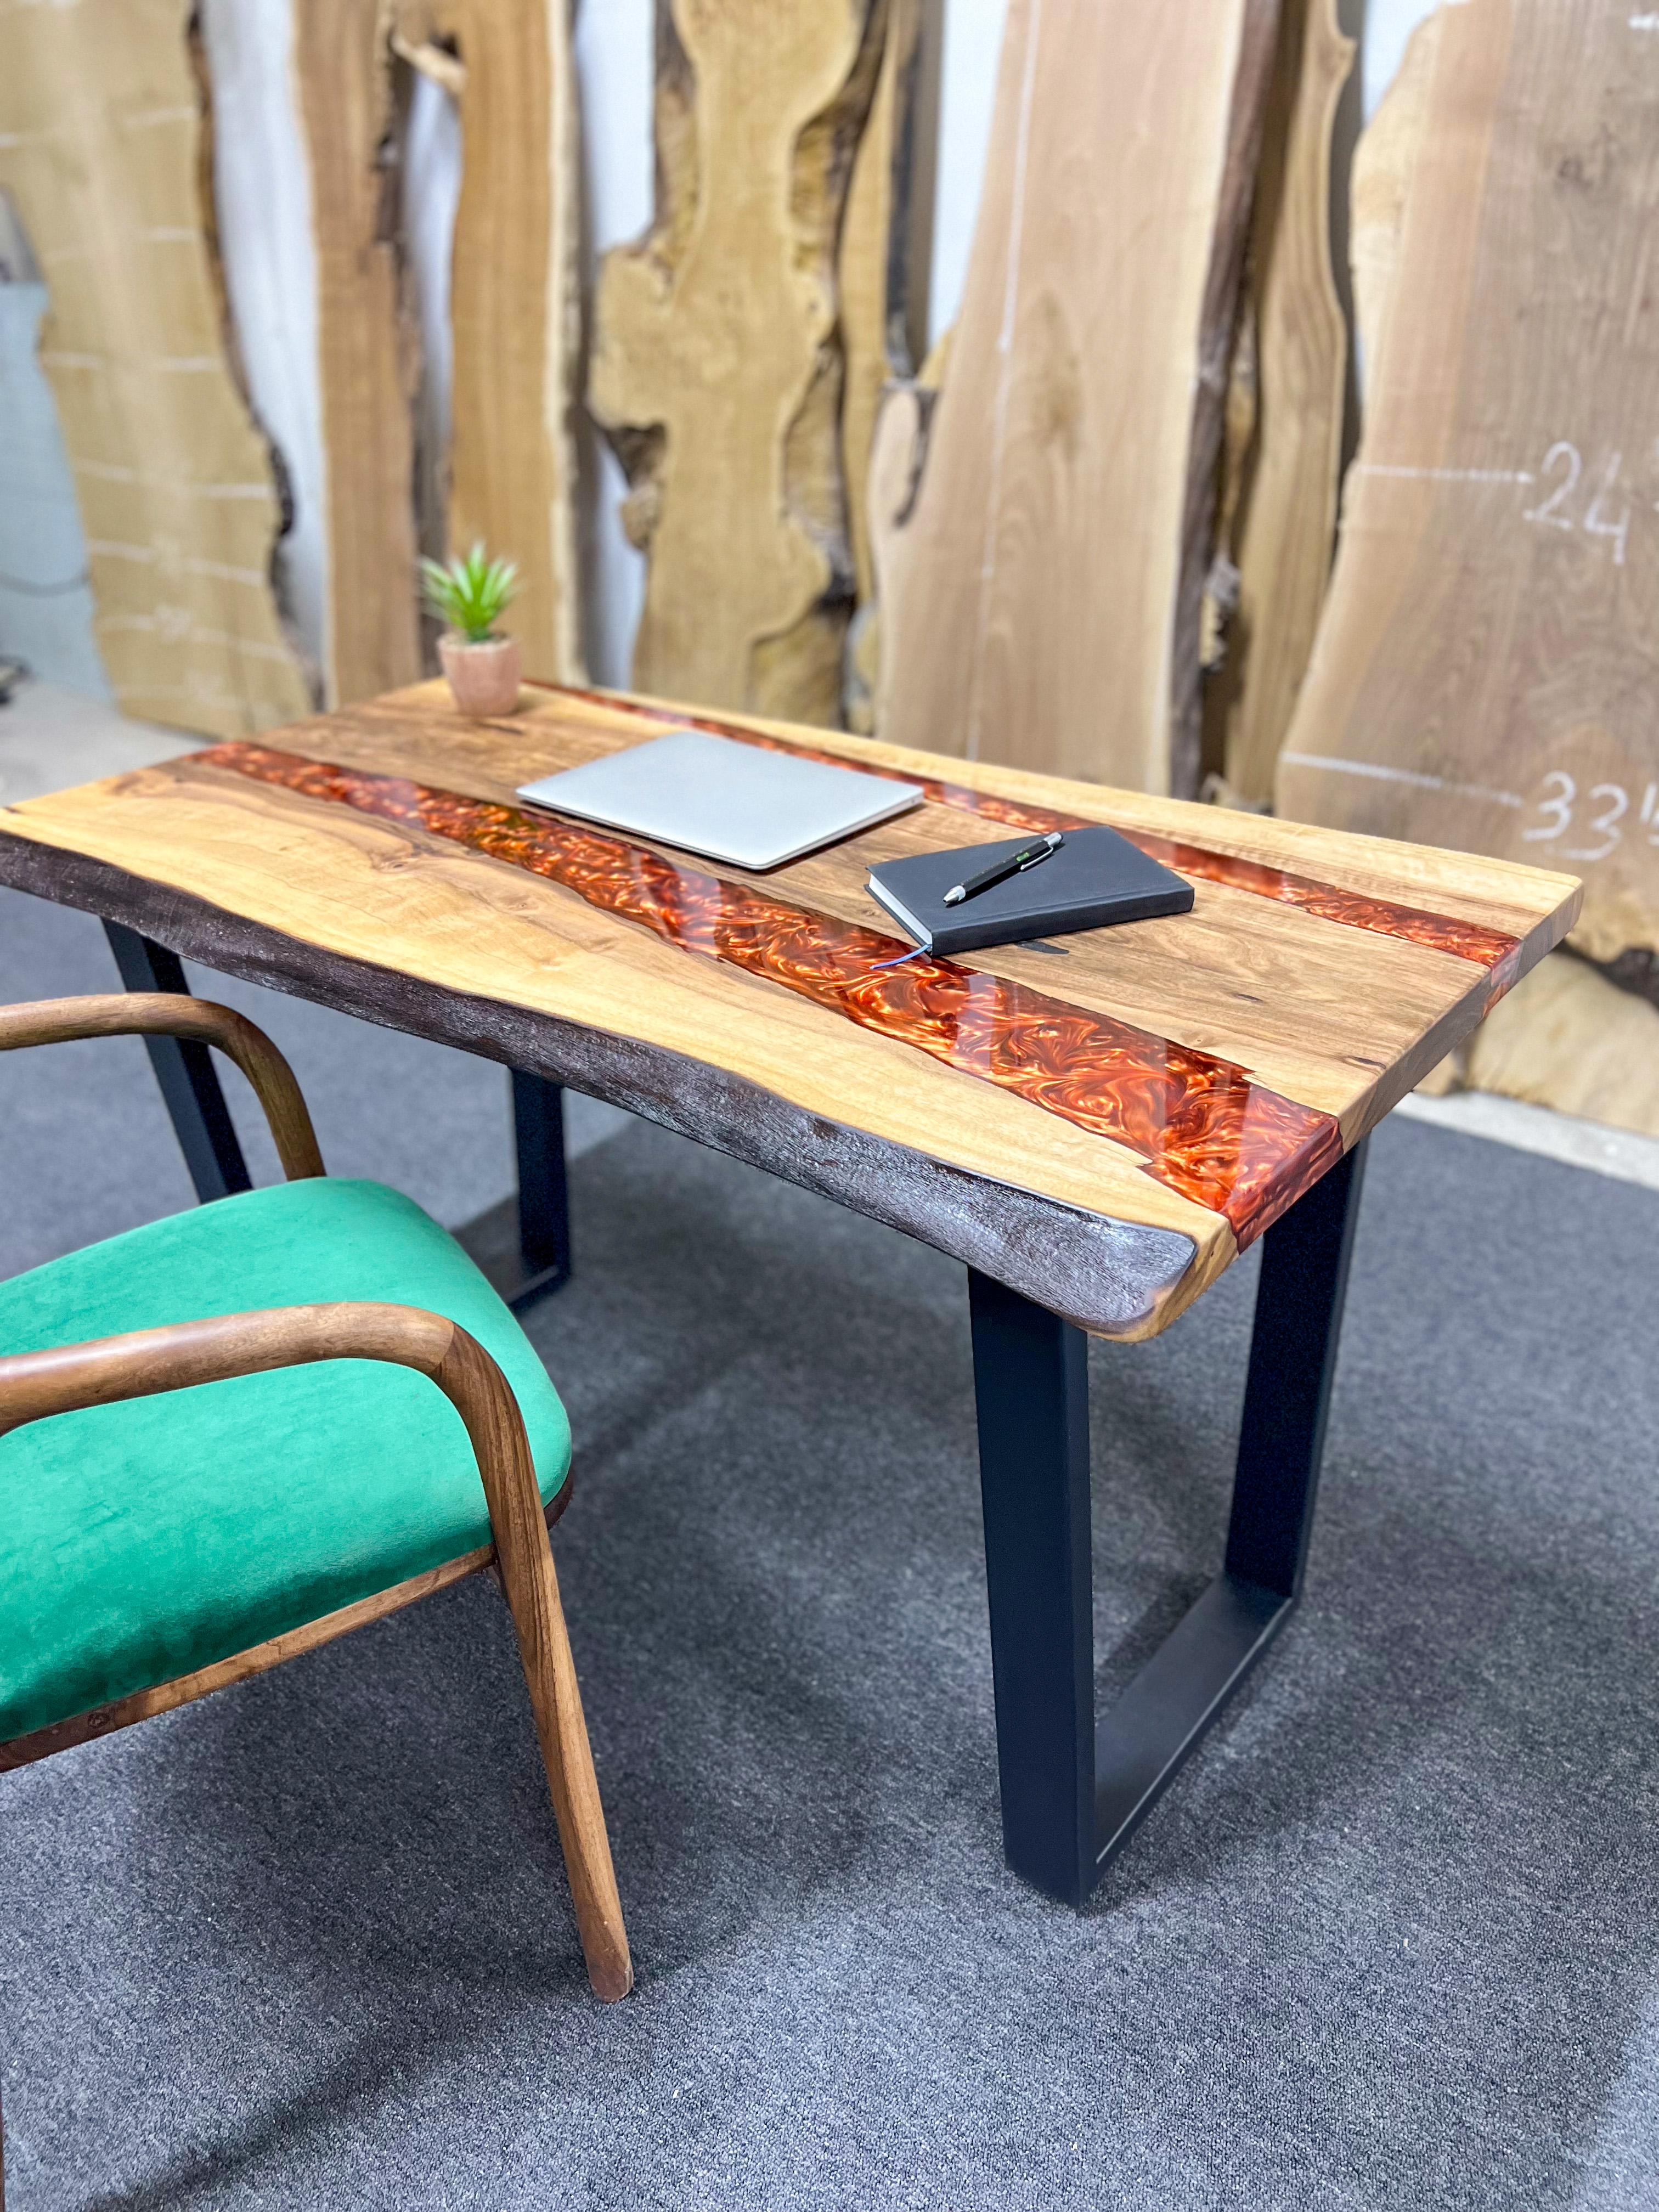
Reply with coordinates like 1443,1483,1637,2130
0,682,1582,1339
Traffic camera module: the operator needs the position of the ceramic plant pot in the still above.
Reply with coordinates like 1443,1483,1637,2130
439,631,522,718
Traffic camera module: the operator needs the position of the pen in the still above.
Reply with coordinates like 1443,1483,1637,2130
942,832,1064,906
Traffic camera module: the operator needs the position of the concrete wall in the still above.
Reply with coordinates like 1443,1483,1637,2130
0,199,106,697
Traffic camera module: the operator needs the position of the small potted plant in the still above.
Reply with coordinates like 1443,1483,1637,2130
422,542,522,716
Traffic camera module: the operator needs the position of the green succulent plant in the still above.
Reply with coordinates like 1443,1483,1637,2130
421,543,520,644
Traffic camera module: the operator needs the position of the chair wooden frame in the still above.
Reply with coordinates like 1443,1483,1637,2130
0,997,632,2206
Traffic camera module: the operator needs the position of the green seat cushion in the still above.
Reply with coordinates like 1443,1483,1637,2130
0,1178,571,1742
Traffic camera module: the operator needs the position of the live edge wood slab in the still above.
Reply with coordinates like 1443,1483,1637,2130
0,682,1581,1341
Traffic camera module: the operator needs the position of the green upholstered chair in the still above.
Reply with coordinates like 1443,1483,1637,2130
0,990,631,2207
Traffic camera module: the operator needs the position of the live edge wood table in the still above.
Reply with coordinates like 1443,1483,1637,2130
0,681,1581,1906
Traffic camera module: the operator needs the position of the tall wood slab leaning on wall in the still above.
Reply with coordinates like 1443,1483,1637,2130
590,0,888,726
393,0,585,686
0,0,312,738
1345,8,1440,398
871,0,1280,794
839,0,935,732
291,0,422,708
838,0,929,625
1279,0,1659,972
1207,0,1354,807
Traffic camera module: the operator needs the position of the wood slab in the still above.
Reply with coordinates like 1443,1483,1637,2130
1279,0,1659,968
589,1,885,725
1347,7,1441,387
0,681,1578,1341
1456,946,1659,1137
1207,0,1354,805
393,0,584,685
856,326,953,737
0,0,313,738
292,0,424,708
873,0,1280,795
839,0,931,622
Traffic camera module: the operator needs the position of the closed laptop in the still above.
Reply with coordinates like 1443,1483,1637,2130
517,730,924,871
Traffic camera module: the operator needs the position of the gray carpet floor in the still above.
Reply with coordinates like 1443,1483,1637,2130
2,882,1657,2211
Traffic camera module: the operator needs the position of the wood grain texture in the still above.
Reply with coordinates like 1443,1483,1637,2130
1278,0,1659,966
0,0,313,737
0,991,325,1180
847,328,943,736
205,738,1355,1240
1209,0,1355,805
853,324,952,737
1205,300,1257,692
0,681,1579,1339
0,1299,630,2000
291,0,424,707
874,0,1280,796
392,0,584,683
1347,10,1441,383
589,0,885,724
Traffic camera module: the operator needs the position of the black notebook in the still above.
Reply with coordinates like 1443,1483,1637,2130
866,825,1193,955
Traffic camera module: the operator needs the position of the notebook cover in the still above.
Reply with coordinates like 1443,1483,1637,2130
866,825,1194,955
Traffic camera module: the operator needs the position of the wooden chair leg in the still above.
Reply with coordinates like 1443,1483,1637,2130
506,1541,634,2001
434,1329,633,2000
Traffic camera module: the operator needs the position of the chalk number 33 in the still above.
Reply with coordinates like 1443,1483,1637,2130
1521,770,1647,863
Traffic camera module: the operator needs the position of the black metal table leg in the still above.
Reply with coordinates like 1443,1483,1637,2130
969,1138,1369,1905
452,1071,573,1312
969,1268,1095,1904
104,921,251,1203
106,925,573,1310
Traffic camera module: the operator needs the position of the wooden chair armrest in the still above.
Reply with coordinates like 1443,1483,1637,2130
0,1302,465,1435
0,992,324,1180
0,1304,520,1518
0,1302,554,1692
0,1309,552,1576
0,1304,540,1722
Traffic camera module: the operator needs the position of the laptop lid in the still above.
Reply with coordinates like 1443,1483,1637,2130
517,729,924,871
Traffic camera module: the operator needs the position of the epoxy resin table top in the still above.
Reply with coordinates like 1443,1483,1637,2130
0,681,1581,1339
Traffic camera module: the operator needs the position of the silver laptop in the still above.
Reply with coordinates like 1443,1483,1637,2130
516,729,924,871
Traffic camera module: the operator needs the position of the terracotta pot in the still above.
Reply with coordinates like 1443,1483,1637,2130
439,631,522,718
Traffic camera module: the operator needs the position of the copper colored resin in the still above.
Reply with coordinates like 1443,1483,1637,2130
202,742,1344,1242
543,684,1523,986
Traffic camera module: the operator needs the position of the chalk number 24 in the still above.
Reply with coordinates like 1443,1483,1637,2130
1521,443,1634,565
